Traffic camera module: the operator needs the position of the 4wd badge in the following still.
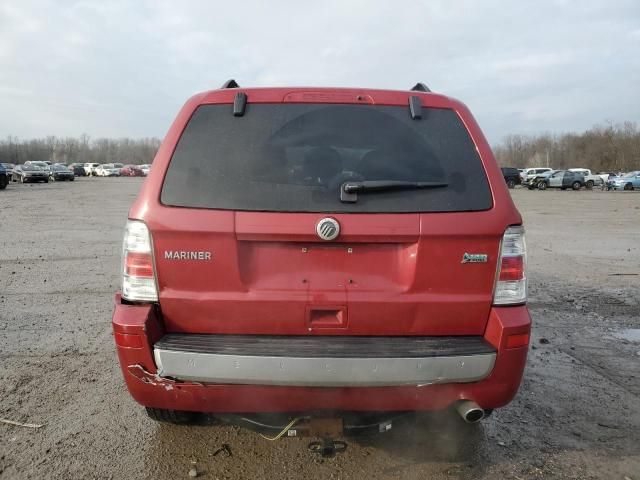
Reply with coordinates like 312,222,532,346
461,253,488,263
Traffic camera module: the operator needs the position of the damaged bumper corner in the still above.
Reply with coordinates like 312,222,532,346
113,294,531,413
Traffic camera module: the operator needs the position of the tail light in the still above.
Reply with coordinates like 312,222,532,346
493,225,526,305
122,220,158,302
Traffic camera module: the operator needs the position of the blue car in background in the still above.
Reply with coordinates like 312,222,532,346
607,171,640,191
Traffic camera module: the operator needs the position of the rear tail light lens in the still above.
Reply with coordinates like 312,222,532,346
493,225,526,305
122,220,158,302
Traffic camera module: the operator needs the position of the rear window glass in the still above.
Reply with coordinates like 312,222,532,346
161,104,492,213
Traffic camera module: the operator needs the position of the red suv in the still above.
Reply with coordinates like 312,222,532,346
113,81,530,434
120,165,144,177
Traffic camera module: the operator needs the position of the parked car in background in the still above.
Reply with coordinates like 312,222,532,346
68,163,87,176
529,169,585,190
607,171,640,191
120,164,144,177
521,167,552,185
0,163,8,190
1,163,15,176
49,164,75,181
12,164,49,183
84,163,101,176
501,167,522,188
568,168,603,189
597,172,618,184
139,164,151,176
25,161,51,172
95,164,121,177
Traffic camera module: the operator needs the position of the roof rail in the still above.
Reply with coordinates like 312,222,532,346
410,82,431,93
221,79,240,89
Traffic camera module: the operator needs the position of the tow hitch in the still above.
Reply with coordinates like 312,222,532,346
308,438,348,458
299,418,347,458
216,412,401,456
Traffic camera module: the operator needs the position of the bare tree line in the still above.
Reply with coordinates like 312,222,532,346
2,121,639,173
493,121,640,172
0,135,161,166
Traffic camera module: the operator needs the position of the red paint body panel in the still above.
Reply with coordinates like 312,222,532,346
113,299,530,412
114,86,530,414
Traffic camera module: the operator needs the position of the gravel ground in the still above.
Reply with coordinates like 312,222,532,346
0,178,639,479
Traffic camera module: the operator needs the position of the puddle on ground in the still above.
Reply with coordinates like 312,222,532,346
612,328,640,342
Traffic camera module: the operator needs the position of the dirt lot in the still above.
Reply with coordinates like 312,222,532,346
1,178,639,480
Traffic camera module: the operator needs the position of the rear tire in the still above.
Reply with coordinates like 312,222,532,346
572,181,581,190
537,181,547,190
624,183,633,191
507,179,516,189
145,407,199,425
586,180,594,189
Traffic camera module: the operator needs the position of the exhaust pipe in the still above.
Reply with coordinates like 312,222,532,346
456,400,485,424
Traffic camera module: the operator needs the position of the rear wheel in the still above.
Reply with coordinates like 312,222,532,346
572,181,581,190
0,177,7,189
624,183,633,191
537,181,547,190
507,179,516,189
145,407,199,425
586,180,594,189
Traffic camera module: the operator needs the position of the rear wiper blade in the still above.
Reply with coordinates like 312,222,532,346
340,180,448,203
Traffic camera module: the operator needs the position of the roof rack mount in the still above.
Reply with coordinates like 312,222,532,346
221,79,240,89
411,82,431,93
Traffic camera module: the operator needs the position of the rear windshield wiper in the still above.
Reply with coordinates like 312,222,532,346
340,180,448,202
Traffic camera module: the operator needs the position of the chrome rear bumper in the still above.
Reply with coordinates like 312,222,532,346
153,334,496,388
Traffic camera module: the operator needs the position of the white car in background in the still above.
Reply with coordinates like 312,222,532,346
95,164,121,177
521,167,552,185
84,163,100,176
568,168,604,189
139,164,151,176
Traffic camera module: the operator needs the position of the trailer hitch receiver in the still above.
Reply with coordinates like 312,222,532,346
308,437,348,458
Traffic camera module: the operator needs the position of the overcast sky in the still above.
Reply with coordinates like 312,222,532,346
0,0,638,144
